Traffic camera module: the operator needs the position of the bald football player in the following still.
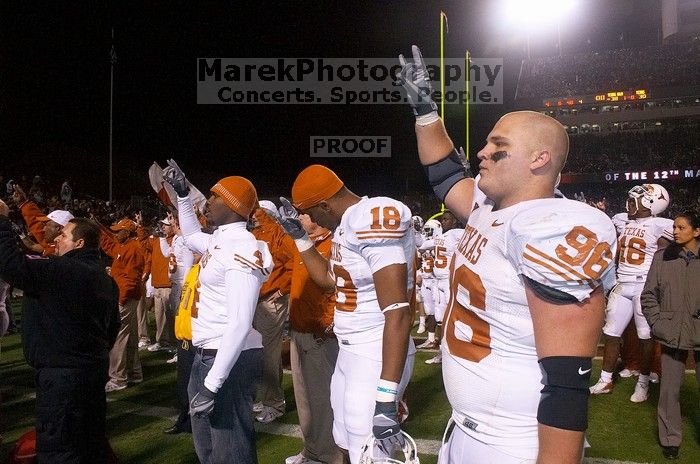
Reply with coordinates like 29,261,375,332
397,45,617,464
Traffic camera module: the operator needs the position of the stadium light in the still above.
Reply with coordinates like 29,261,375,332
502,0,576,26
501,0,577,58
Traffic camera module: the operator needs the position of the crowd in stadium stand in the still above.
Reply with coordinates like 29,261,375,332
0,175,167,235
517,41,700,99
3,159,698,233
559,181,700,218
564,125,700,174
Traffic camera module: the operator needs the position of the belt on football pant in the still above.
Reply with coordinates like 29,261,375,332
195,346,218,357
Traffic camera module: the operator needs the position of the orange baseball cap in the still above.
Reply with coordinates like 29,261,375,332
211,176,258,218
291,164,344,210
110,218,137,233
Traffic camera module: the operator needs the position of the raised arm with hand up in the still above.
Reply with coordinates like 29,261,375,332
397,45,439,126
163,159,190,197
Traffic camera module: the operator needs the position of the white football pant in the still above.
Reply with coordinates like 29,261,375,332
438,420,537,464
603,281,650,339
330,346,414,464
434,279,449,324
421,280,435,317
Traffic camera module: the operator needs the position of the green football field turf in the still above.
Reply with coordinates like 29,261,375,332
1,302,699,463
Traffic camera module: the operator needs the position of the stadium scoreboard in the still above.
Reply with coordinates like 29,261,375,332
543,89,648,107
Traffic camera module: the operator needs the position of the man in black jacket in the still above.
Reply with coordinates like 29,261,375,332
0,211,120,464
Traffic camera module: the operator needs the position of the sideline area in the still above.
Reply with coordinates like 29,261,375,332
1,303,699,463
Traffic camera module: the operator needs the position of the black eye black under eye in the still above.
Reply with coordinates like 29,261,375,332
492,151,510,162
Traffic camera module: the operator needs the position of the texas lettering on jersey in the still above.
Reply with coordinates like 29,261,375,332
615,216,673,281
455,225,489,265
433,228,463,280
328,196,415,347
442,196,617,450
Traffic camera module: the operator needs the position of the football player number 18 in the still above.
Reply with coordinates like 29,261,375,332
334,206,403,312
334,265,358,312
446,225,612,363
333,206,408,312
370,206,401,230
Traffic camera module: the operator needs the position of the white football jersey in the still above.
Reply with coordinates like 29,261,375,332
414,230,424,248
442,195,617,450
432,228,464,280
420,251,435,281
329,197,416,347
193,225,273,350
611,212,629,235
615,215,673,282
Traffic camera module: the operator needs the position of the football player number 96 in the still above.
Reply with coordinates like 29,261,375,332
554,225,613,279
445,265,491,363
446,225,611,363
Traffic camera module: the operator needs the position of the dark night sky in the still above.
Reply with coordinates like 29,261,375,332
0,0,662,199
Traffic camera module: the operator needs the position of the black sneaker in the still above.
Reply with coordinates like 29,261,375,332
662,446,679,459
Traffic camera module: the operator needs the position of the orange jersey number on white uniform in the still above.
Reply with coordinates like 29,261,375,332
329,197,415,346
442,196,616,450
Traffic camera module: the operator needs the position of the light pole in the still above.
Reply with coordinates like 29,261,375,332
109,28,116,202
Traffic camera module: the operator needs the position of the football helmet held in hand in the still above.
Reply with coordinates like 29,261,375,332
359,431,420,464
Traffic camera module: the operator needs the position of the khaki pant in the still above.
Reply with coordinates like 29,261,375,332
658,347,700,447
253,292,289,410
153,287,173,347
290,331,343,464
109,299,142,386
136,294,153,342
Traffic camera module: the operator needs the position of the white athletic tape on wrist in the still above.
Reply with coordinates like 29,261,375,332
376,379,399,402
294,235,314,252
416,111,440,126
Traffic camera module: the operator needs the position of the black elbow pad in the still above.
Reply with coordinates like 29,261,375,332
423,149,469,202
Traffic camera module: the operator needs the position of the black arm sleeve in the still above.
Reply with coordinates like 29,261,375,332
523,275,578,305
422,149,470,202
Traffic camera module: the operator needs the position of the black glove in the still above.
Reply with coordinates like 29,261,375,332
397,45,439,119
372,401,405,455
189,384,216,417
278,197,308,240
10,222,26,239
163,158,190,197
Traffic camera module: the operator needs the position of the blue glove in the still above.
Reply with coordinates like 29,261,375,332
278,197,307,240
373,401,405,455
163,159,190,197
397,45,438,120
189,384,216,417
